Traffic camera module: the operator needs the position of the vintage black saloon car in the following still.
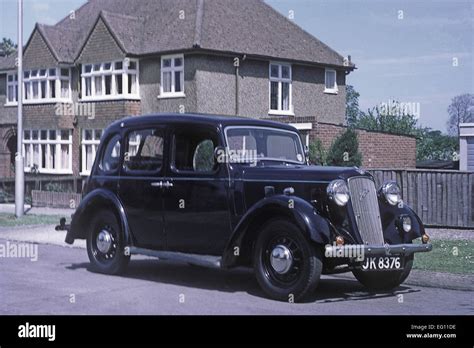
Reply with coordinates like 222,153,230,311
60,114,432,302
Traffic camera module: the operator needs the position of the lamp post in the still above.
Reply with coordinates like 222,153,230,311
15,0,24,218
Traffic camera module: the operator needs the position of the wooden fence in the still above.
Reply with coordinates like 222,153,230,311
0,176,84,204
367,169,474,228
31,190,82,209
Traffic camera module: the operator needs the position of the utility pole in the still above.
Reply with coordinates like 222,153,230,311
15,0,24,217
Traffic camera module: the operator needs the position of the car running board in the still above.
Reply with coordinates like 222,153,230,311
129,247,222,269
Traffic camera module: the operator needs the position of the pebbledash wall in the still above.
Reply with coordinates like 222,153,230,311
273,117,417,168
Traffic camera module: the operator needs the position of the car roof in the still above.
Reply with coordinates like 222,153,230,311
108,113,298,133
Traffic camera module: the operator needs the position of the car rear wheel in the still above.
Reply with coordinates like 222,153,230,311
352,255,413,290
87,210,130,275
253,219,323,302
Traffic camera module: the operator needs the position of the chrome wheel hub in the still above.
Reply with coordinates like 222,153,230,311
96,229,113,254
270,244,293,274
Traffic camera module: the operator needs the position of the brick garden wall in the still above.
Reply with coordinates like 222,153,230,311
268,117,417,168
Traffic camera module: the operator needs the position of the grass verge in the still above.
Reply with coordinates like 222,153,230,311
413,239,474,274
0,213,63,227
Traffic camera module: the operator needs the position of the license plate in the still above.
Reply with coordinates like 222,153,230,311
361,256,403,271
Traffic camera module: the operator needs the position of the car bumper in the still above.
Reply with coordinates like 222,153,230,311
324,243,432,257
55,217,73,244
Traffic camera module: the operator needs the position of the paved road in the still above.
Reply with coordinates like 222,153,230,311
0,239,472,315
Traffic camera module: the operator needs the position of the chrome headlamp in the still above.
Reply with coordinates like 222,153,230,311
327,179,350,206
380,181,402,206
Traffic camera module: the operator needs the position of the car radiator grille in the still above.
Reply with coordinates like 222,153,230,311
348,177,385,245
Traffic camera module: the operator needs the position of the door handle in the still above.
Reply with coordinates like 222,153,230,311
151,181,174,189
162,181,174,188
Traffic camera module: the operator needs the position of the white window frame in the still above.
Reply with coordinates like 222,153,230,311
268,62,294,116
23,129,73,174
159,54,185,98
324,69,338,94
81,129,102,176
6,68,72,105
80,59,140,101
6,72,18,105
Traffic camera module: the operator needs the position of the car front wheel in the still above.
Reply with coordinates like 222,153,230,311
87,210,130,275
254,219,323,302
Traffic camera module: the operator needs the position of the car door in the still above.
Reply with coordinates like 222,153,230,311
163,124,232,255
118,126,167,249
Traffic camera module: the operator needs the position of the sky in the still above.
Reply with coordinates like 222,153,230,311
1,0,473,132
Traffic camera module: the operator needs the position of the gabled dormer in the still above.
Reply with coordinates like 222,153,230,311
5,24,73,105
23,24,58,70
75,12,141,101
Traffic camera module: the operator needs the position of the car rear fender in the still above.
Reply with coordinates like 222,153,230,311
67,189,131,246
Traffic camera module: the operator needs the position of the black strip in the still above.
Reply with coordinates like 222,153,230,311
0,315,471,346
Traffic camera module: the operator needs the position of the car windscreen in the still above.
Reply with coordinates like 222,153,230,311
225,126,305,164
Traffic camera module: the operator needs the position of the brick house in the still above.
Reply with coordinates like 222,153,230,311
0,0,415,178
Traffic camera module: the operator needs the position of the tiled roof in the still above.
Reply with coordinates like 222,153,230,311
1,0,354,71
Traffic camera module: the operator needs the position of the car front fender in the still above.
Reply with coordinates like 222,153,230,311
379,200,425,244
221,194,331,268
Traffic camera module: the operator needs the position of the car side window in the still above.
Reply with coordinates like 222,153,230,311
100,134,121,173
124,129,164,172
173,128,218,173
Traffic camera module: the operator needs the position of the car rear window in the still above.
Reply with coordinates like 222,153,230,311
99,134,121,173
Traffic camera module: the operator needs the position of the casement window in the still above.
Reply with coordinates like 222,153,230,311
6,73,18,103
324,69,338,94
160,54,184,97
269,62,293,115
6,68,71,104
23,129,72,174
81,129,103,175
81,59,139,100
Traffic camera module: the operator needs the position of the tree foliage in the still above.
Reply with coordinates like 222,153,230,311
345,85,462,163
345,85,362,127
355,101,419,136
308,138,327,165
416,129,458,161
447,93,474,136
326,128,362,167
0,38,17,56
